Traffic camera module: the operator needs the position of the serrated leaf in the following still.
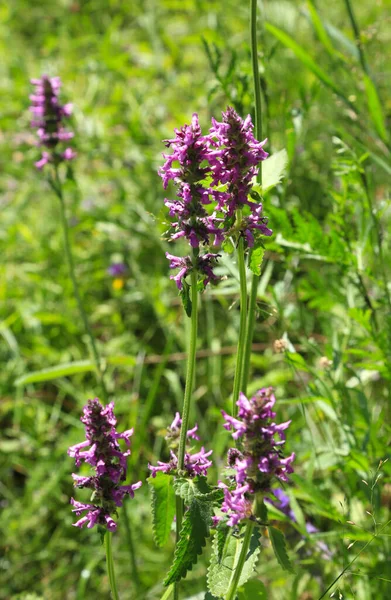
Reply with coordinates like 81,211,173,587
237,579,268,599
174,478,197,505
261,149,289,192
207,528,261,598
249,244,265,276
267,526,295,573
180,281,192,317
148,473,176,547
15,360,95,386
164,497,212,585
174,477,223,506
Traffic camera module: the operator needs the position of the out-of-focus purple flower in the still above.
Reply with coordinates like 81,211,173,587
30,75,76,169
148,412,213,479
166,252,221,290
265,489,333,559
107,262,127,277
68,398,142,531
217,388,294,527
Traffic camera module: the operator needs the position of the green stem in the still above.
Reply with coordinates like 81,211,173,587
52,168,107,401
177,269,199,470
225,520,255,600
343,0,369,75
105,531,120,600
242,0,264,396
174,268,198,599
122,500,141,590
232,237,248,414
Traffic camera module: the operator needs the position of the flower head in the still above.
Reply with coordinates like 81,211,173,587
217,388,294,527
68,398,142,531
166,252,221,290
30,75,76,169
148,412,213,479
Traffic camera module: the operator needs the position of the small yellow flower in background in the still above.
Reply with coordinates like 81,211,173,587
112,278,124,291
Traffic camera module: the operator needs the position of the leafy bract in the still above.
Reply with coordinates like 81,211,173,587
267,526,295,574
180,281,192,317
164,496,212,585
249,243,265,276
148,473,176,547
207,527,261,598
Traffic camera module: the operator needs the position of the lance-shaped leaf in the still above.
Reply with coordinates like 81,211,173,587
174,476,224,506
148,473,176,547
267,526,295,573
164,496,212,585
207,527,261,598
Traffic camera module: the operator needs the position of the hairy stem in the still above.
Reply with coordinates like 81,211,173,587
232,236,248,414
105,531,120,600
225,520,255,600
242,0,264,395
174,268,198,599
52,168,107,400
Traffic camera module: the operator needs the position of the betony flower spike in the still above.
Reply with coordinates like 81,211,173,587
68,398,142,531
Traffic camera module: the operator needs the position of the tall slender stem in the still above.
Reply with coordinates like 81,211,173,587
174,268,198,600
225,520,255,600
343,0,369,76
105,531,120,600
242,0,264,396
226,3,264,595
52,168,107,401
232,237,248,414
177,269,199,471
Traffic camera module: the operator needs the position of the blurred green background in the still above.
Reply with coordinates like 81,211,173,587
1,0,390,598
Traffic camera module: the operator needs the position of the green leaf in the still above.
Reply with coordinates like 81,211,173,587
207,528,261,597
14,360,95,386
306,1,336,57
363,75,388,143
222,237,235,254
237,580,268,599
164,497,212,585
265,23,351,108
180,281,192,317
249,244,265,276
148,473,176,547
174,477,223,505
261,148,289,192
267,526,295,574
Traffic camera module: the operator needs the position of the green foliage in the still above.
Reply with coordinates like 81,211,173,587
267,526,295,574
174,476,223,505
148,473,176,547
260,148,289,192
14,360,96,386
164,496,212,585
207,527,261,598
249,243,265,276
237,579,267,599
180,281,192,317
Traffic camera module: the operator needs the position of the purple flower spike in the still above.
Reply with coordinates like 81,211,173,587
166,252,221,290
68,398,142,532
219,387,295,527
30,75,76,169
149,412,213,479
